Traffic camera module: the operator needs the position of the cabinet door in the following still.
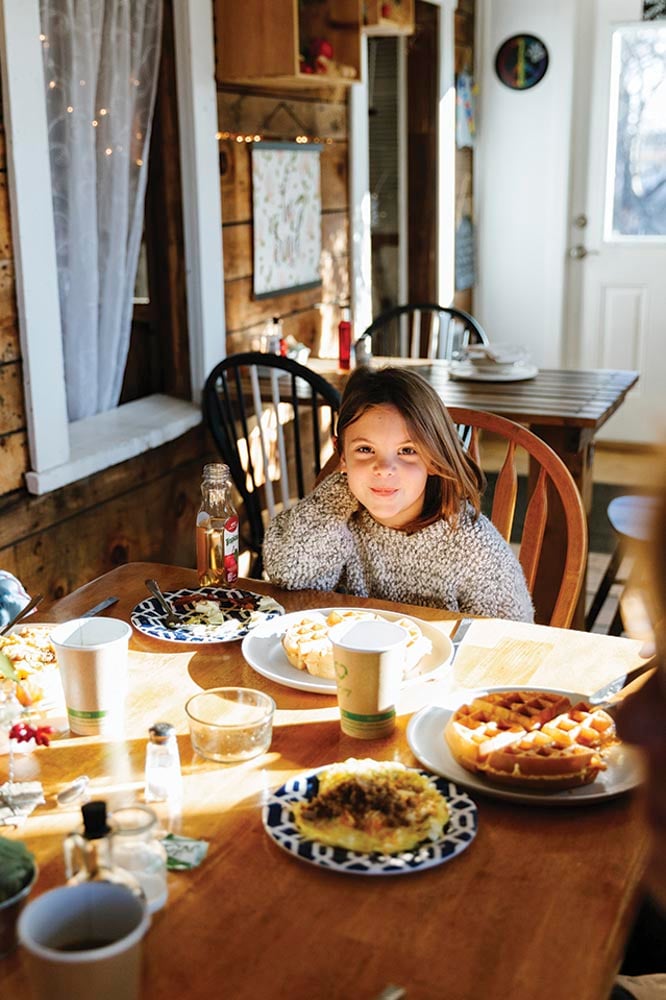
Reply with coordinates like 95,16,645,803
215,0,363,85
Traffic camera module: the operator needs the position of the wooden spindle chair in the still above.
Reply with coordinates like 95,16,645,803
448,406,588,628
202,352,341,578
356,303,489,360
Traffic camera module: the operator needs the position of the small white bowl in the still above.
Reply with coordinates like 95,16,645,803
185,687,275,763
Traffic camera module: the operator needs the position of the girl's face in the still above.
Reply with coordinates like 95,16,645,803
339,403,429,528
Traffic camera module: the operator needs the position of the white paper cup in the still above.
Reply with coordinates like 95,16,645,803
17,882,150,1000
51,618,132,737
330,620,409,739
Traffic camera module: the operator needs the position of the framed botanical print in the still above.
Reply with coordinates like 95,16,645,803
251,142,322,299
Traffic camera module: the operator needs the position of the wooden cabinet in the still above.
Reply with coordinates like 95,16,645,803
363,0,414,36
215,0,363,87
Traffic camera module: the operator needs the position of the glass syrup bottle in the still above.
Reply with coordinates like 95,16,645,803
196,463,240,587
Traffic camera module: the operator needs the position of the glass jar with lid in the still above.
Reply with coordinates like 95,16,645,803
110,804,168,914
196,463,239,587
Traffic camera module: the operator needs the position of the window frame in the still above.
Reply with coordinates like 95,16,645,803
0,0,225,495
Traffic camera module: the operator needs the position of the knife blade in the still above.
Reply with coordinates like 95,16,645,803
81,596,119,618
450,617,474,662
588,657,656,705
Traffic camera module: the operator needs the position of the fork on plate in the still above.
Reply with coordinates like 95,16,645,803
145,579,183,629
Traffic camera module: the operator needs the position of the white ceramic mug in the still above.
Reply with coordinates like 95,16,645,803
50,618,132,737
17,881,150,1000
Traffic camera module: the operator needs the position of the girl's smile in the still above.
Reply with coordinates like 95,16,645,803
340,403,429,528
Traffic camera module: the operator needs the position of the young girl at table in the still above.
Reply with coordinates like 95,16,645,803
263,365,534,621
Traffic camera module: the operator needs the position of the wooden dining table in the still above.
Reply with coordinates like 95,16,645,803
2,562,654,1000
313,360,640,628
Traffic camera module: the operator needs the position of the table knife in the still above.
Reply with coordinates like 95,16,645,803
588,657,656,706
450,617,474,661
81,596,119,618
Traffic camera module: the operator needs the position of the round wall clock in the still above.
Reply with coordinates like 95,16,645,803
495,34,549,91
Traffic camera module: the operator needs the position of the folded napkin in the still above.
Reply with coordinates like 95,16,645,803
0,780,45,827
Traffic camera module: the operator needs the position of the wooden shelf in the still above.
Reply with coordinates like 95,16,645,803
363,0,414,36
215,0,363,87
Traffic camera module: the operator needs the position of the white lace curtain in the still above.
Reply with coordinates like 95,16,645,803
39,0,163,421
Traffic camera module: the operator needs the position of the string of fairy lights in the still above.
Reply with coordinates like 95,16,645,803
40,30,335,152
216,131,333,145
40,31,146,165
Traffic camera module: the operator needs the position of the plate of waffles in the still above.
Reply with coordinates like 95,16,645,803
407,687,644,806
241,607,453,694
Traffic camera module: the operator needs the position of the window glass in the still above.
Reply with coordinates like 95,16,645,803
607,25,666,238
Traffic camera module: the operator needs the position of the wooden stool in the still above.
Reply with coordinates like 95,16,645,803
585,494,658,634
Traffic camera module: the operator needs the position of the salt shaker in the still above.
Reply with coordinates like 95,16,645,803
144,722,183,808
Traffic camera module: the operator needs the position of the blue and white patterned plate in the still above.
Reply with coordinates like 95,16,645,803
263,767,478,875
131,587,285,644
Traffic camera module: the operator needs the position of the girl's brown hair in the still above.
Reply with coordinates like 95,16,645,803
336,366,485,531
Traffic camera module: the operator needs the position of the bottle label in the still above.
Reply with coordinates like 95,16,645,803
223,515,239,583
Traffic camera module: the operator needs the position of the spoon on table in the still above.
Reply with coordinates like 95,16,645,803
0,593,44,636
144,579,182,629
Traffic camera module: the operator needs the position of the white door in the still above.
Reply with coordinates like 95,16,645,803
568,0,666,443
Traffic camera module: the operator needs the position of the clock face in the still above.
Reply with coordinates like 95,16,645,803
495,34,549,91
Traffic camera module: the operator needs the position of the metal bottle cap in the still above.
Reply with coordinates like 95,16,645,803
149,722,176,744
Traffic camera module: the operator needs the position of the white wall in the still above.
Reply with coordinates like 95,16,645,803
474,0,579,366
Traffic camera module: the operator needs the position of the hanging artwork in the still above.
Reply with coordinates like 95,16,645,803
495,34,549,90
251,142,322,299
643,0,666,18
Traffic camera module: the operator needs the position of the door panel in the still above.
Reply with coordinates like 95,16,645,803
573,0,666,442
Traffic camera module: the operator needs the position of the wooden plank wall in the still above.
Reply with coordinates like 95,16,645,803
217,86,350,359
453,0,475,314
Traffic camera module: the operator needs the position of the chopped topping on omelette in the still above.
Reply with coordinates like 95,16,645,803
292,759,449,854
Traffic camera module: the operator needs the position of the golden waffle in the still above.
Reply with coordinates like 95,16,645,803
445,691,616,791
281,610,432,680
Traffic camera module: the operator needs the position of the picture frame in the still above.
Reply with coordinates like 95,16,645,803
251,142,322,299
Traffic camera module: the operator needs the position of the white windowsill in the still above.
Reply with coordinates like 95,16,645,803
24,395,202,495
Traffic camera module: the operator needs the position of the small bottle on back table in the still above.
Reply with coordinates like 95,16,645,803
196,463,239,587
338,307,352,371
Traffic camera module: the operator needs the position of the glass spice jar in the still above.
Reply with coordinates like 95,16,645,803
196,463,239,587
110,804,168,914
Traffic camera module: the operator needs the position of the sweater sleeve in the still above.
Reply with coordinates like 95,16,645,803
262,472,358,591
455,514,535,623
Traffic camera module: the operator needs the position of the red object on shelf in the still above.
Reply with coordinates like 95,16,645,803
381,2,392,17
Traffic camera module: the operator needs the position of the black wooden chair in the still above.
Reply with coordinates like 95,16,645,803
202,352,341,578
356,303,489,360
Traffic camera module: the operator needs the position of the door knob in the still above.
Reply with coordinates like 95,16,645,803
567,244,599,259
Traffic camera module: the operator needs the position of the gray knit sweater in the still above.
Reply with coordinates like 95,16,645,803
263,473,534,622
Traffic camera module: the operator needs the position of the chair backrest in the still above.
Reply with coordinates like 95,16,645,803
448,406,588,629
202,352,341,577
358,303,489,360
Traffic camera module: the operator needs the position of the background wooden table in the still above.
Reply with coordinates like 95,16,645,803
2,563,652,1000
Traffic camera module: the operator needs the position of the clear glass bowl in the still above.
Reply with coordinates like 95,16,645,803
185,687,275,763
